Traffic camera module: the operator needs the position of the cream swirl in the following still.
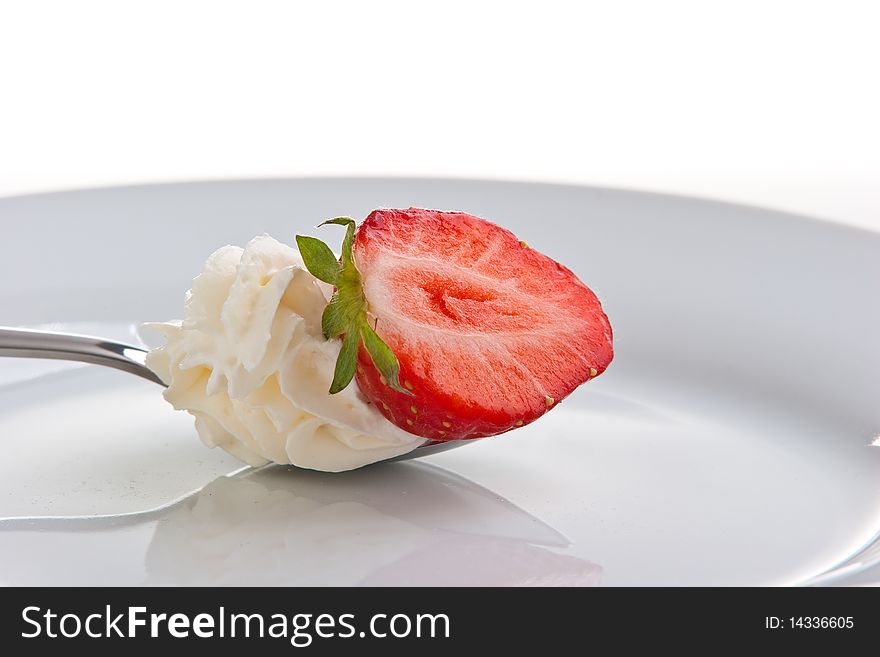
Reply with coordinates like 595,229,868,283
145,235,426,472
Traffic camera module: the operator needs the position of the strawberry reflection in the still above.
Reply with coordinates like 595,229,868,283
144,462,601,586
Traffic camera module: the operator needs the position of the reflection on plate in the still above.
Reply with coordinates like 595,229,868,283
0,464,600,587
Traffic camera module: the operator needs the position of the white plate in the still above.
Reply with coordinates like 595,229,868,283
1,178,878,586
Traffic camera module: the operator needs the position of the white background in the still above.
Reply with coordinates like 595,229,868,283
1,0,878,231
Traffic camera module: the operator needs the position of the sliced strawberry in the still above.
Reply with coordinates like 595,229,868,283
296,209,612,442
350,208,613,441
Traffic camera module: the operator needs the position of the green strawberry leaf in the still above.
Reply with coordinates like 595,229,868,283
295,235,340,285
360,319,412,396
321,296,349,340
318,217,356,264
329,329,359,394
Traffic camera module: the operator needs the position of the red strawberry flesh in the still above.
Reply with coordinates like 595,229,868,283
353,208,613,441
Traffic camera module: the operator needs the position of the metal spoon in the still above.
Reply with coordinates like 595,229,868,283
0,326,464,460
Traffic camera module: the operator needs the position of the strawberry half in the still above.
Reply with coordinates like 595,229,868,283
296,208,613,442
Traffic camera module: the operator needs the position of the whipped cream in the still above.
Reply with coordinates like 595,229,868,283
145,235,426,472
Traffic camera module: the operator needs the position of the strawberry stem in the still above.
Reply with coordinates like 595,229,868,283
297,218,413,397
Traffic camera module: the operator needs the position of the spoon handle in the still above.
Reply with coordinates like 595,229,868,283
0,326,164,386
0,327,472,458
